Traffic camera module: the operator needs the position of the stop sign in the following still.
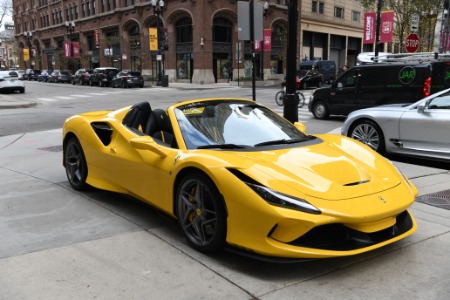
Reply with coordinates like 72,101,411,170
405,33,420,53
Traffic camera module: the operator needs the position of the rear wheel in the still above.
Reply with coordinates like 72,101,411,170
176,172,227,253
297,92,306,108
348,120,385,154
64,138,89,190
312,100,329,120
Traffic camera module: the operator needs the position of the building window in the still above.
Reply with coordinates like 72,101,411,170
312,1,324,14
82,3,85,18
74,5,78,19
352,11,360,22
87,2,90,16
101,0,105,13
66,8,69,21
92,1,96,14
334,6,344,19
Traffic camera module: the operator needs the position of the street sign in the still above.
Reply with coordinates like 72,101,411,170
411,14,420,32
405,33,420,53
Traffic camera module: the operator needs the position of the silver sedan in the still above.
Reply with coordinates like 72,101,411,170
341,88,450,161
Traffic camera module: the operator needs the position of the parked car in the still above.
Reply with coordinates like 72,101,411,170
63,98,417,259
72,68,93,85
0,70,25,93
37,70,50,82
299,60,336,83
296,69,323,89
48,70,72,83
89,67,119,87
341,88,450,162
17,70,26,80
111,71,144,88
23,69,41,81
308,61,450,119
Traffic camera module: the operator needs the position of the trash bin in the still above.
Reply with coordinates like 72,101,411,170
162,75,169,87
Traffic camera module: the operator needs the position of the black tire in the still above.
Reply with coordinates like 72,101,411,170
176,172,227,253
19,88,25,94
348,119,386,154
297,92,306,108
139,84,144,88
312,100,329,120
64,137,89,190
275,91,284,106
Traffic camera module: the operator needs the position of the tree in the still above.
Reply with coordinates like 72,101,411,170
0,0,12,29
361,0,443,53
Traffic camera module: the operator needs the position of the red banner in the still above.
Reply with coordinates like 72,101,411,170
263,29,272,51
363,12,376,44
380,11,394,43
72,42,80,58
64,41,72,58
254,40,261,51
94,29,99,47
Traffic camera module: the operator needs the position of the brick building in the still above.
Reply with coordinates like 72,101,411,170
13,0,364,84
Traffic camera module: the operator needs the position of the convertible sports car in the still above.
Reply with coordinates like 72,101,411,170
341,88,450,162
63,98,417,259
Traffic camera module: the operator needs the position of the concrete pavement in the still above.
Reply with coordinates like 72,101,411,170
1,85,450,299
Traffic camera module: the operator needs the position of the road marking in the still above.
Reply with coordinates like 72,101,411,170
85,93,108,96
70,94,91,98
55,96,74,100
37,97,57,102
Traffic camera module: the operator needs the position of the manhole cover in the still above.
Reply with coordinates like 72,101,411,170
416,189,450,210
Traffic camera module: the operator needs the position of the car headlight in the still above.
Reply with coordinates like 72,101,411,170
245,182,321,214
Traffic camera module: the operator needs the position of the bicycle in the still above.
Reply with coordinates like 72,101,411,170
275,87,306,108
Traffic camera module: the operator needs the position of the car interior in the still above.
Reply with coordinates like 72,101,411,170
122,102,177,148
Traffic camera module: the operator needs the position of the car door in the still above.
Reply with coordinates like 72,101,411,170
398,93,450,158
329,69,359,114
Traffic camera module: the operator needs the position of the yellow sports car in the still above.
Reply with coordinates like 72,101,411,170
63,98,417,259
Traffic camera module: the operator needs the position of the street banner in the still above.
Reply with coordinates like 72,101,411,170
23,48,29,61
363,12,376,44
94,29,99,47
149,27,158,51
72,42,80,58
380,11,394,43
64,41,72,58
254,40,261,51
263,29,272,51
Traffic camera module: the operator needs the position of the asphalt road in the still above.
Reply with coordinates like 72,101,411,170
1,81,449,299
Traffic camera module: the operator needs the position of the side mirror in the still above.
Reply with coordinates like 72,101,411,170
417,103,426,113
294,122,307,134
130,137,168,157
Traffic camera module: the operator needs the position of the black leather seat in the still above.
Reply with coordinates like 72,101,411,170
122,102,152,134
145,109,177,148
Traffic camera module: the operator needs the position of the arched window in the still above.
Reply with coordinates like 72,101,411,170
212,17,233,81
175,17,193,80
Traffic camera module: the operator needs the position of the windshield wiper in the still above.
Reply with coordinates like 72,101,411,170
254,138,304,147
197,143,249,149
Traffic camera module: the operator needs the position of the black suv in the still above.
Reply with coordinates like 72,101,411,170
308,61,450,119
89,67,119,87
72,68,94,85
23,69,42,81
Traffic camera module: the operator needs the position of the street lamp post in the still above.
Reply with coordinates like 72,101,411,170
24,31,32,69
66,21,76,74
152,0,164,86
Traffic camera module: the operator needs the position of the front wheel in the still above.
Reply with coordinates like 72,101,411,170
176,172,227,253
297,92,306,108
275,91,285,106
312,100,329,120
348,120,385,154
64,138,89,190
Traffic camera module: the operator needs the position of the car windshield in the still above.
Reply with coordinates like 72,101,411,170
174,100,309,149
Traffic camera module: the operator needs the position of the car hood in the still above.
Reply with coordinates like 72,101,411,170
221,135,401,201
